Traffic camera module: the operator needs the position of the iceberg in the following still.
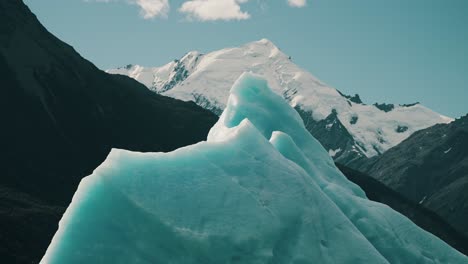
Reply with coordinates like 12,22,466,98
41,73,467,263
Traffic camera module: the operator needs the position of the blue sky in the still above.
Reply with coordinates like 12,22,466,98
24,0,467,118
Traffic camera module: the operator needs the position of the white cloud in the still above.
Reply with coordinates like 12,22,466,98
132,0,170,19
179,0,250,21
85,0,169,19
287,0,306,8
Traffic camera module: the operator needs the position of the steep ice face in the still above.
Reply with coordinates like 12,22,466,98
41,74,466,264
107,39,452,159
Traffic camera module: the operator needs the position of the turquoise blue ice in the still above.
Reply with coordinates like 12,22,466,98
41,73,467,263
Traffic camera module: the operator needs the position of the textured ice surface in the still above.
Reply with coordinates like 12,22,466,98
41,73,467,263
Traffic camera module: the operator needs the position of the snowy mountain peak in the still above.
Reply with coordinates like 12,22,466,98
245,38,279,50
107,39,452,162
257,38,275,45
244,38,287,59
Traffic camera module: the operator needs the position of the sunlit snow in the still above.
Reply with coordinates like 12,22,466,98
41,73,466,264
108,39,452,158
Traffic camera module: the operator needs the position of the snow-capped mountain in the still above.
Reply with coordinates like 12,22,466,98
107,39,452,165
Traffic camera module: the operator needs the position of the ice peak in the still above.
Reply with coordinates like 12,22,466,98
42,74,468,264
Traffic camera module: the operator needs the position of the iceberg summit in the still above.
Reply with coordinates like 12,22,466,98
41,73,467,263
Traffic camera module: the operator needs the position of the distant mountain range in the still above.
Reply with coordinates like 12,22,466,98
358,114,468,236
108,40,452,166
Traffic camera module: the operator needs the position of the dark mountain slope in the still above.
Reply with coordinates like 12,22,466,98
0,186,65,264
337,164,468,256
357,115,468,236
0,0,217,262
0,0,217,205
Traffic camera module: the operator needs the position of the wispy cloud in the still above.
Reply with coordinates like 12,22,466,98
287,0,307,8
85,0,170,19
179,0,250,21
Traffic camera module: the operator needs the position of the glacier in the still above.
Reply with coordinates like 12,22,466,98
41,73,466,263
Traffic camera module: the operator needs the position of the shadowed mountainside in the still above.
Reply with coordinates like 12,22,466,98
0,0,217,262
356,115,468,237
337,164,468,256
